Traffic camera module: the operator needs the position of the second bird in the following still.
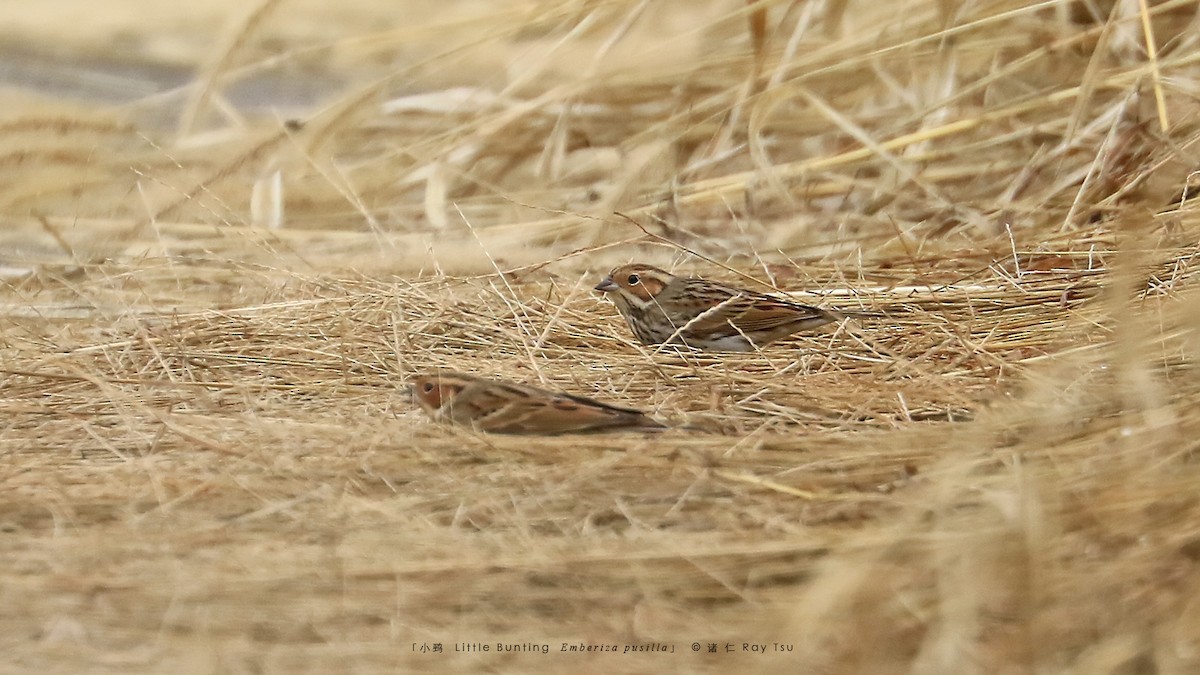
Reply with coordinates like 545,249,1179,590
412,371,665,434
595,263,865,352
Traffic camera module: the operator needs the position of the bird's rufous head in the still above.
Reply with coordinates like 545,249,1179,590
593,264,675,305
411,374,468,414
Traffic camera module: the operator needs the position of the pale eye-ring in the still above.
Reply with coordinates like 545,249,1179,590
627,274,640,285
422,382,435,393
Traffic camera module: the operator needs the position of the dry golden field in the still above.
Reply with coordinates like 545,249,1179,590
4,1,1200,672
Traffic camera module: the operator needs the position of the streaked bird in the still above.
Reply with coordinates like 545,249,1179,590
595,263,872,351
411,371,666,435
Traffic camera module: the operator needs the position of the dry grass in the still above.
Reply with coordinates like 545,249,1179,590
4,0,1200,672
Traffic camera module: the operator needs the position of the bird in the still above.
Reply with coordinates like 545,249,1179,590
410,371,666,435
594,263,871,351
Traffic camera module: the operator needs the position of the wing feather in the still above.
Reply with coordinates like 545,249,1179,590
675,282,834,337
448,378,662,434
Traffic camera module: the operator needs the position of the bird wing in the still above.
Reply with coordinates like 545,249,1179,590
678,287,834,336
451,381,662,434
509,393,662,434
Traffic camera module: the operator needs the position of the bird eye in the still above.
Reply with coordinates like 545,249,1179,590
627,274,640,285
422,382,435,393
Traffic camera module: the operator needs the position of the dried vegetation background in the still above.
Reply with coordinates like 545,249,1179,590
4,0,1200,672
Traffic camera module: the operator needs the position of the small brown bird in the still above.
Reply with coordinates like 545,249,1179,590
595,263,867,351
411,372,666,435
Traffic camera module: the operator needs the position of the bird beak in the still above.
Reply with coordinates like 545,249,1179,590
594,276,618,292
